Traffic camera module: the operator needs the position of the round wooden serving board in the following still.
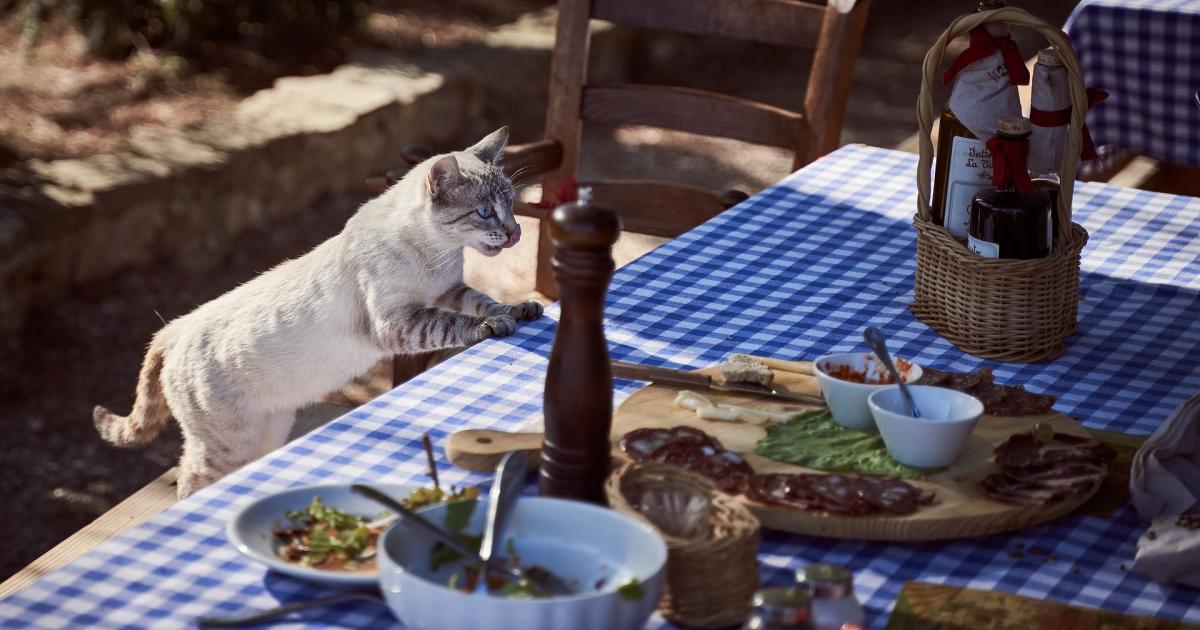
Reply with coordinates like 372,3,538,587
611,366,1099,541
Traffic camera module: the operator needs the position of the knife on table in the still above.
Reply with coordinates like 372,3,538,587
611,360,825,405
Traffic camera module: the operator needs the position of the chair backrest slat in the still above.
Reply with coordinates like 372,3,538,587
593,0,826,48
582,85,811,149
587,179,726,237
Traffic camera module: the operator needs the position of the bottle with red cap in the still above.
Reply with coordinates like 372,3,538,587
967,117,1054,259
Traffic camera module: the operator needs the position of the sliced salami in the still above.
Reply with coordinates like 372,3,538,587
619,426,719,461
644,440,753,494
855,475,933,515
745,473,824,510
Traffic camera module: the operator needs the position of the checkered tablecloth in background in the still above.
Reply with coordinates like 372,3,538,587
1065,0,1200,167
3,145,1199,628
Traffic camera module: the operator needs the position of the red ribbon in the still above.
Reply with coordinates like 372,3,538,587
986,135,1034,195
1029,88,1109,161
531,175,579,211
943,26,1031,86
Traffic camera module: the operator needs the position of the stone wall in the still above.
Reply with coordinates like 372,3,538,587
0,10,634,333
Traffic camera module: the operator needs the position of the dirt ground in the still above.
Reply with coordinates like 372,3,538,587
1,0,1080,581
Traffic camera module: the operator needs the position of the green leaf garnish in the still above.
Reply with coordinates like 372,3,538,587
617,578,645,601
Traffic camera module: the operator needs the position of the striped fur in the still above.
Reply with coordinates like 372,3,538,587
93,128,543,497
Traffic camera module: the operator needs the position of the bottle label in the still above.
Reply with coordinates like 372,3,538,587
968,235,1000,258
944,136,993,239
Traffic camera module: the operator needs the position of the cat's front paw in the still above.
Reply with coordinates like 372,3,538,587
475,314,517,341
507,300,544,322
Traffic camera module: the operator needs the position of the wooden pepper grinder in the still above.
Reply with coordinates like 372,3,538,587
539,186,621,503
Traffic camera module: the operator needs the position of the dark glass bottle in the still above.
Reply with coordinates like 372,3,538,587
931,0,1009,237
968,118,1053,260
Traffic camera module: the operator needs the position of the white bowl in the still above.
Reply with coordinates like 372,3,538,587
813,353,923,431
868,385,984,468
227,483,414,588
379,496,667,630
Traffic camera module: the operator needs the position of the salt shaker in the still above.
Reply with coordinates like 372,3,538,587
744,586,813,630
795,564,865,630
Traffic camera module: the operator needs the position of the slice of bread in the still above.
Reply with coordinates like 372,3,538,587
717,355,774,387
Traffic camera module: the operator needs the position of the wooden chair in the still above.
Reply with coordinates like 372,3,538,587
376,0,870,384
515,0,871,297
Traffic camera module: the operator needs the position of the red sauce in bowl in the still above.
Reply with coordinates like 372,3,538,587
821,358,913,384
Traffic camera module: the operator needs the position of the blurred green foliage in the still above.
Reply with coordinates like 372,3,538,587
5,0,367,59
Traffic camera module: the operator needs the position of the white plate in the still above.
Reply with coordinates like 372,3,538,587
228,482,415,588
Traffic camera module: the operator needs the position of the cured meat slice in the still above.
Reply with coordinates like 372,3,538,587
993,433,1116,469
645,440,753,494
916,366,1057,416
619,426,719,461
807,474,873,515
979,431,1114,505
855,475,934,515
986,388,1056,416
979,472,1102,505
918,367,992,390
745,473,932,516
744,473,824,510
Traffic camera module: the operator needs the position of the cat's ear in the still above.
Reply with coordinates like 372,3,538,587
427,155,461,198
470,126,508,164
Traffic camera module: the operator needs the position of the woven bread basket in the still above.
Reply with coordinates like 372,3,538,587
912,7,1089,362
605,462,760,629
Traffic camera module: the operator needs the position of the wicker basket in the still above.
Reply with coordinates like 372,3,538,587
605,462,760,629
912,7,1090,362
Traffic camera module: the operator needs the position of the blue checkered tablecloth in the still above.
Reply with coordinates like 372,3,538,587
1065,0,1200,167
3,145,1200,628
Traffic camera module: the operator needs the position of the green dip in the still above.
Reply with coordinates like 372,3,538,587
753,410,941,479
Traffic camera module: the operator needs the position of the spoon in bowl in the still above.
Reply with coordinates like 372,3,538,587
863,326,923,418
350,483,573,596
476,451,527,594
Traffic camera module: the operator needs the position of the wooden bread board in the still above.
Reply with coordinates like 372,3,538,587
447,362,1100,541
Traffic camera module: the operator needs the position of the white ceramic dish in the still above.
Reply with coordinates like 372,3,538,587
228,483,413,588
869,385,984,468
813,352,923,431
379,496,667,630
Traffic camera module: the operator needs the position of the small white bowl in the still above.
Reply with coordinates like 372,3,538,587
227,483,414,588
379,496,667,630
814,352,923,431
868,385,984,468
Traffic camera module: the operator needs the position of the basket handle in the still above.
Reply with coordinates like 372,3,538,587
917,6,1087,238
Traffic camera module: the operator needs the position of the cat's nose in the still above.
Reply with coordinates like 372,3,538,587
500,224,521,248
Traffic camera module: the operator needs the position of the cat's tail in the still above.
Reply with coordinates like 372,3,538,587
94,333,171,447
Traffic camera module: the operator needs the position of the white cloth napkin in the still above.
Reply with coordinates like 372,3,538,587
1129,392,1200,587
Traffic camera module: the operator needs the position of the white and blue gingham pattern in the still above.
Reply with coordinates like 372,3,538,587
3,145,1200,628
1065,0,1200,167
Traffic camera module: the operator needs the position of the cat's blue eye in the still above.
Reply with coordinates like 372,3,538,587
476,206,493,219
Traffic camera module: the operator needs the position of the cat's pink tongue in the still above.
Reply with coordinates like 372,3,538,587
501,225,522,248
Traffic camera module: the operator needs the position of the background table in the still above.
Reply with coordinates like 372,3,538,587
3,145,1199,628
1065,0,1200,167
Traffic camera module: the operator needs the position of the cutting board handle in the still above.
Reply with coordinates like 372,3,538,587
445,429,543,473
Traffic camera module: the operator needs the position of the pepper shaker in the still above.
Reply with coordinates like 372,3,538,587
539,186,621,503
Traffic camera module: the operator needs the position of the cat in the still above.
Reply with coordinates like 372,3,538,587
94,127,543,497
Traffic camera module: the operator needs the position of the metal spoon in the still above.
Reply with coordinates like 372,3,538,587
196,592,384,628
863,326,923,418
477,451,527,594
